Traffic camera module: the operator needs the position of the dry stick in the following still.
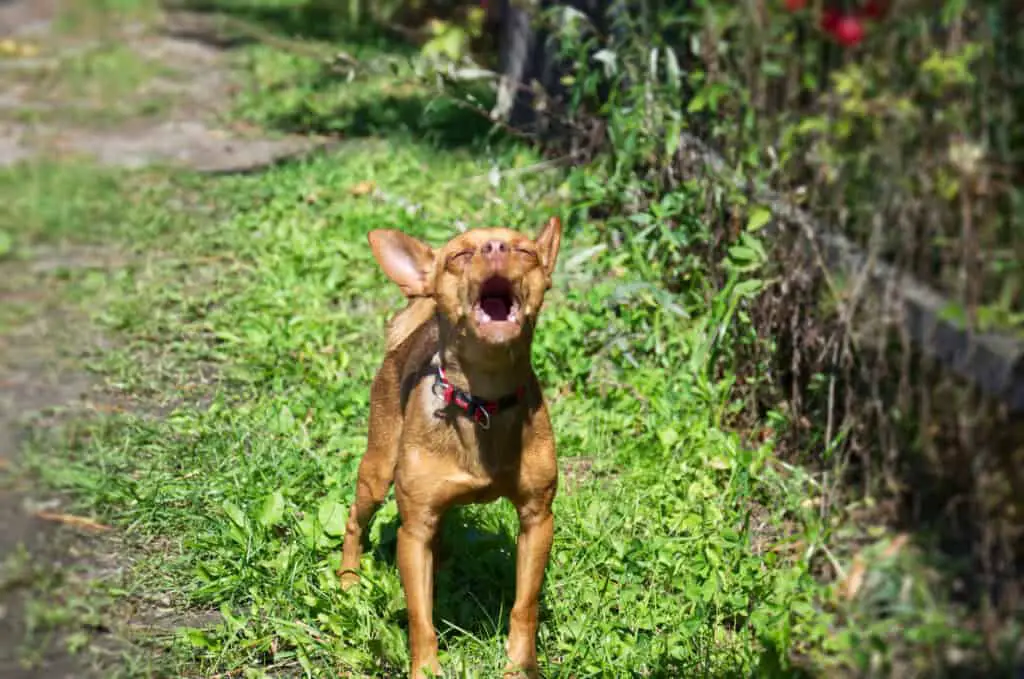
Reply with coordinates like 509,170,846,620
35,511,111,533
818,207,888,519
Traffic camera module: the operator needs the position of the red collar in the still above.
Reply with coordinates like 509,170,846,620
431,365,525,429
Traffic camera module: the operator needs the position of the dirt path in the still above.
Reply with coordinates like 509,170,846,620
0,0,335,171
0,1,334,675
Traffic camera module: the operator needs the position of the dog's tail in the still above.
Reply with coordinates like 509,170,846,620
386,296,436,354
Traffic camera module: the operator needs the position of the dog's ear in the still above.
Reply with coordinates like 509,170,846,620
535,216,562,278
367,230,435,297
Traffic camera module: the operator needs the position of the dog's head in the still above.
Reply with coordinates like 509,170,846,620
368,217,562,349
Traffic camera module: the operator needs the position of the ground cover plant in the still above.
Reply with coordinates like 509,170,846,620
0,0,1019,677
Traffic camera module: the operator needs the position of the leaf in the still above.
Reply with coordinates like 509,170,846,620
65,631,90,654
746,206,772,232
592,49,618,76
222,500,247,530
274,406,296,434
664,47,681,89
265,542,298,572
733,279,763,298
658,427,680,449
177,626,216,650
707,456,730,471
257,490,285,528
449,67,498,81
665,117,683,159
687,90,707,113
349,180,376,196
728,245,758,263
317,499,348,537
0,230,11,257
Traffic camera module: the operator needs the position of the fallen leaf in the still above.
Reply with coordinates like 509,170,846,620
838,533,908,601
349,180,376,197
35,511,111,533
840,555,866,600
881,533,909,559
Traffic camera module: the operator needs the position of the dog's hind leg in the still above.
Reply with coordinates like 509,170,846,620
339,370,401,590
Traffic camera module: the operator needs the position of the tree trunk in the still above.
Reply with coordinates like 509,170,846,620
493,0,627,135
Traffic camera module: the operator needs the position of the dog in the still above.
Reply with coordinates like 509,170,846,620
339,217,563,678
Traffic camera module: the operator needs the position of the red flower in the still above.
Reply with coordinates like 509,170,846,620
784,0,807,11
860,0,888,21
833,14,865,46
820,7,841,32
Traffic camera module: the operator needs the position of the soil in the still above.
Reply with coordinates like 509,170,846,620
0,1,334,171
0,1,335,675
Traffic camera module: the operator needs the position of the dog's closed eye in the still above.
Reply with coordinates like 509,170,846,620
446,249,474,270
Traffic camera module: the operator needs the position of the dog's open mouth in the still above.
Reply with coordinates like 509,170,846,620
473,276,520,325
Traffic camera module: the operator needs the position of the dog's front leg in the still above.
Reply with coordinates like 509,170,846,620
505,497,554,678
397,501,442,678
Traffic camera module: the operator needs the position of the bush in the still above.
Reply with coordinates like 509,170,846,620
410,0,1024,667
164,0,1024,670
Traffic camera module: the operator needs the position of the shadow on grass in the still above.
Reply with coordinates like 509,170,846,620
770,322,1024,674
162,0,418,55
266,90,511,150
369,507,522,647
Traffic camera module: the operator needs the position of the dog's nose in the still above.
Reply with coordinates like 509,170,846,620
481,240,508,265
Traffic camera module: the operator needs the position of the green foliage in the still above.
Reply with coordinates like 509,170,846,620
4,1,1020,677
5,141,823,675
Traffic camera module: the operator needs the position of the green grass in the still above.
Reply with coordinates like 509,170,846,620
2,10,1011,679
2,0,171,125
18,144,822,677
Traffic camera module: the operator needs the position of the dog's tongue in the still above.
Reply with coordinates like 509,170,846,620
480,296,510,321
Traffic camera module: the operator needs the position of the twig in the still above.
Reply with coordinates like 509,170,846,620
818,542,847,582
35,511,111,533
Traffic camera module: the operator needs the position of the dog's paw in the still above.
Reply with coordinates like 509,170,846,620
502,660,540,679
339,571,360,591
410,658,443,679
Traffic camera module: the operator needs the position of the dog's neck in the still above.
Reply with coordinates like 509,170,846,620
436,328,533,401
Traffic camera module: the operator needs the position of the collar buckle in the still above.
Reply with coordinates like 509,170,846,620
433,364,518,430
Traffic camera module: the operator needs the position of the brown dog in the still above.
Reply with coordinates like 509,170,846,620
339,217,563,678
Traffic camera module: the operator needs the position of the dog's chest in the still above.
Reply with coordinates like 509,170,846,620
451,413,524,480
429,419,527,505
405,374,534,502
